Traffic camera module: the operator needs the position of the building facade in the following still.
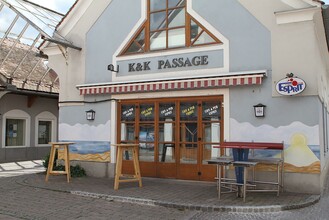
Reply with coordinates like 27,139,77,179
0,93,58,162
0,0,62,163
43,0,329,194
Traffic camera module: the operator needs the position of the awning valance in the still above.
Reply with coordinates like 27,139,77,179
78,73,265,96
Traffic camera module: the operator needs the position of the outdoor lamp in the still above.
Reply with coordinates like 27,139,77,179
86,109,96,120
253,103,266,117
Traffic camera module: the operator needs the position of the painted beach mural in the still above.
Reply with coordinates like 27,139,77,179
230,118,320,174
58,141,110,162
56,117,320,171
58,121,111,162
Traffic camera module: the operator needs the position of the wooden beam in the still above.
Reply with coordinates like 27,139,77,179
27,95,37,108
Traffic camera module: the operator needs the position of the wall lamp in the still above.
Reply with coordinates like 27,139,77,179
86,109,96,121
107,64,119,73
253,103,266,117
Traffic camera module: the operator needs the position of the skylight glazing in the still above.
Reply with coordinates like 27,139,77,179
0,0,74,94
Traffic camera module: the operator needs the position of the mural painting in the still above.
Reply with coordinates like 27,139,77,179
230,119,320,174
58,121,111,162
58,141,110,162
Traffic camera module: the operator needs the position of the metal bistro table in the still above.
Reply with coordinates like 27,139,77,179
112,143,142,190
213,141,284,201
45,142,74,183
207,158,258,202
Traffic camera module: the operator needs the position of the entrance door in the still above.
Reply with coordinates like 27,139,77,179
176,99,223,180
199,100,222,181
118,96,223,181
157,102,177,178
177,101,199,180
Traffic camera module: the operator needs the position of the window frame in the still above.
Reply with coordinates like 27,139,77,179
35,111,57,147
120,0,222,56
2,109,31,148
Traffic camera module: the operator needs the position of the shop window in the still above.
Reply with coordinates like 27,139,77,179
35,111,57,146
2,109,31,148
120,0,222,55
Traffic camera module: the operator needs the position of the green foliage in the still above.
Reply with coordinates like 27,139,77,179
42,151,58,170
42,154,50,169
42,153,86,178
55,164,86,177
70,164,87,177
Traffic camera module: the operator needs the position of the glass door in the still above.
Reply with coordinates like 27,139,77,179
156,102,177,178
200,100,222,181
139,103,155,162
177,101,199,180
118,103,137,175
158,102,176,163
118,96,223,181
119,102,157,176
138,103,157,176
201,101,221,162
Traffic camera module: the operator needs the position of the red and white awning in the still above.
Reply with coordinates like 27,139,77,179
78,73,265,95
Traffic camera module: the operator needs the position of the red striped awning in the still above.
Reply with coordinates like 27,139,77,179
78,74,264,95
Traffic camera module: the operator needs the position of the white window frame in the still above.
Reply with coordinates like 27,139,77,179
35,111,57,147
2,109,31,148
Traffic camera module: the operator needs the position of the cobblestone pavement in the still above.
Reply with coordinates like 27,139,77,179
0,160,328,219
0,175,192,220
189,175,329,220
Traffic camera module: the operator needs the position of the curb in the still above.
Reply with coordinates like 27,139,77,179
71,191,321,213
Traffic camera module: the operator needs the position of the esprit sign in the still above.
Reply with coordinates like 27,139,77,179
275,75,306,96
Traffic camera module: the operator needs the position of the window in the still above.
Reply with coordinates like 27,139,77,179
35,111,57,146
38,121,52,145
121,0,222,55
2,109,31,148
5,119,25,146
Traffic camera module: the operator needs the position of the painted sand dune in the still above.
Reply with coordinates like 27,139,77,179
59,151,110,162
253,161,320,174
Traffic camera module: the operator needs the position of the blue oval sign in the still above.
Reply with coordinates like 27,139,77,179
275,77,306,96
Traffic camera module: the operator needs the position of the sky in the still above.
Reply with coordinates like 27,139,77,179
28,0,76,14
0,0,76,46
30,0,329,12
29,0,329,14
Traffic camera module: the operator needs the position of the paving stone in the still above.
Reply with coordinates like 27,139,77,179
0,162,328,219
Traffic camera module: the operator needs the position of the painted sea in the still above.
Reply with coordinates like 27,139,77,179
60,140,111,162
248,144,320,159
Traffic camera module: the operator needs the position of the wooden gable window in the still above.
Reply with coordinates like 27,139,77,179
121,0,222,55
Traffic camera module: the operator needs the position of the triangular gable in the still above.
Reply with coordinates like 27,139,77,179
120,0,222,55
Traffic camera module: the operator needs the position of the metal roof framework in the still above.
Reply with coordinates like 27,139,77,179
0,0,79,96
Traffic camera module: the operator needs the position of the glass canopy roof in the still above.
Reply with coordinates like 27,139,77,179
0,0,78,95
1,0,65,45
